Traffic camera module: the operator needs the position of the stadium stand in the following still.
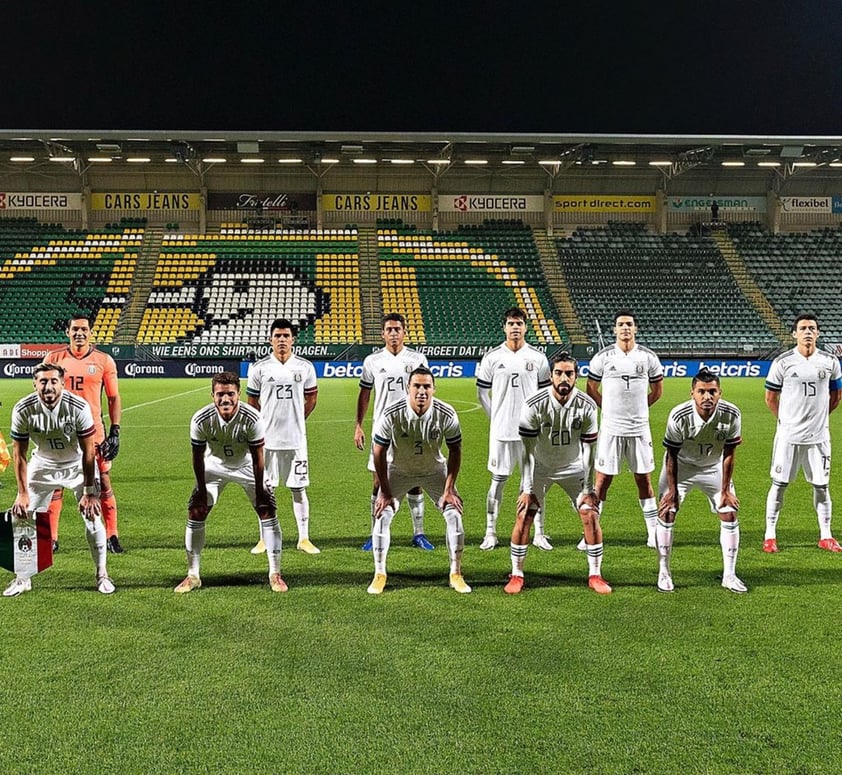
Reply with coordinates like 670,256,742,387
0,218,140,343
727,223,842,341
377,219,564,346
556,222,781,356
136,224,361,345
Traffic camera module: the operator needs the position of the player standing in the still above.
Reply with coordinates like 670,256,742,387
3,363,114,596
43,313,123,553
367,367,469,594
763,313,842,553
247,319,320,555
587,310,663,547
175,372,286,593
354,313,433,551
504,354,610,595
657,369,745,592
477,307,551,550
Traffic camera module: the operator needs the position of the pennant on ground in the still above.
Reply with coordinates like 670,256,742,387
0,511,53,576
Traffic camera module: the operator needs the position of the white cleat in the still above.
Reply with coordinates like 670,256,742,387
174,575,202,594
721,574,748,594
3,575,32,597
576,537,587,552
532,533,554,551
250,539,266,555
479,533,499,551
657,570,674,592
96,574,116,595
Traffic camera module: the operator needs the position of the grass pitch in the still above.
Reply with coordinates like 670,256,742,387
1,376,842,774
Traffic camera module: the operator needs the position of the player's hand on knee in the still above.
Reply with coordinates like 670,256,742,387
516,492,539,518
79,494,101,521
658,493,677,520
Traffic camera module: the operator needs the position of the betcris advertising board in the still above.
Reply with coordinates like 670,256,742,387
313,359,771,379
1,359,773,379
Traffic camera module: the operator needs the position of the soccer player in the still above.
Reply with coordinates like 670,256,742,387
247,318,320,555
3,363,114,597
657,369,745,593
763,313,842,553
367,367,469,595
175,372,286,593
587,309,663,547
355,313,433,552
477,307,551,550
43,313,123,553
504,353,611,595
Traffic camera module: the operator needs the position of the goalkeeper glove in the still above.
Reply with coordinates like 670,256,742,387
98,424,121,461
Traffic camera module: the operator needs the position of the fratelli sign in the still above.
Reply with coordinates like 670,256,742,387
207,192,317,211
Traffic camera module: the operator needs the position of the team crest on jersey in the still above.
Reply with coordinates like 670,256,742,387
526,362,534,371
294,372,302,382
87,365,97,375
572,417,582,430
17,535,32,553
63,422,75,436
430,428,441,440
405,364,412,373
236,433,248,443
715,430,727,440
636,364,644,375
819,369,827,380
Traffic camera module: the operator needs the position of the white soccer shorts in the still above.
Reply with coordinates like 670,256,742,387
595,431,655,476
770,436,831,486
657,462,737,513
264,447,310,489
198,457,260,509
487,438,523,477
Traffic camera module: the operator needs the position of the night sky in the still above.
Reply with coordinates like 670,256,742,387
3,2,840,136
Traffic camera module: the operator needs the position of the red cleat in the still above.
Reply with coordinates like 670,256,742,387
818,537,842,553
763,538,779,553
504,574,524,594
588,575,612,595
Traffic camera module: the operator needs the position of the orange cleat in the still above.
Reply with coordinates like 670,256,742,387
504,574,525,594
588,575,612,595
818,537,842,553
762,538,779,553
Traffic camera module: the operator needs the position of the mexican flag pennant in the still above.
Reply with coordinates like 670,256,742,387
0,511,54,576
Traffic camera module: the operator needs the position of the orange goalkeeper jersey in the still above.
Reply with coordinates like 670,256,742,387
43,346,119,442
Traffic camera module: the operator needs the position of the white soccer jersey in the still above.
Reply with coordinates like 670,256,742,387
519,386,598,477
373,397,462,477
765,348,842,444
476,343,551,441
588,343,663,435
10,391,96,466
663,398,742,470
359,346,429,422
246,353,317,450
190,402,265,467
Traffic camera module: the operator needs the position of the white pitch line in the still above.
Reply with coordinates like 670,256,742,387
122,386,208,413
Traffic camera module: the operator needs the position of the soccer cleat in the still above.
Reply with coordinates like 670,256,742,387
532,533,554,551
367,573,387,594
657,570,675,592
3,575,32,597
174,575,201,594
504,574,525,594
818,537,842,553
297,539,321,554
411,533,435,551
479,533,499,551
449,573,472,593
269,573,288,593
762,538,779,553
361,537,373,551
107,535,125,554
52,540,60,553
576,537,587,552
96,574,116,595
588,575,612,595
721,574,748,593
250,538,266,555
